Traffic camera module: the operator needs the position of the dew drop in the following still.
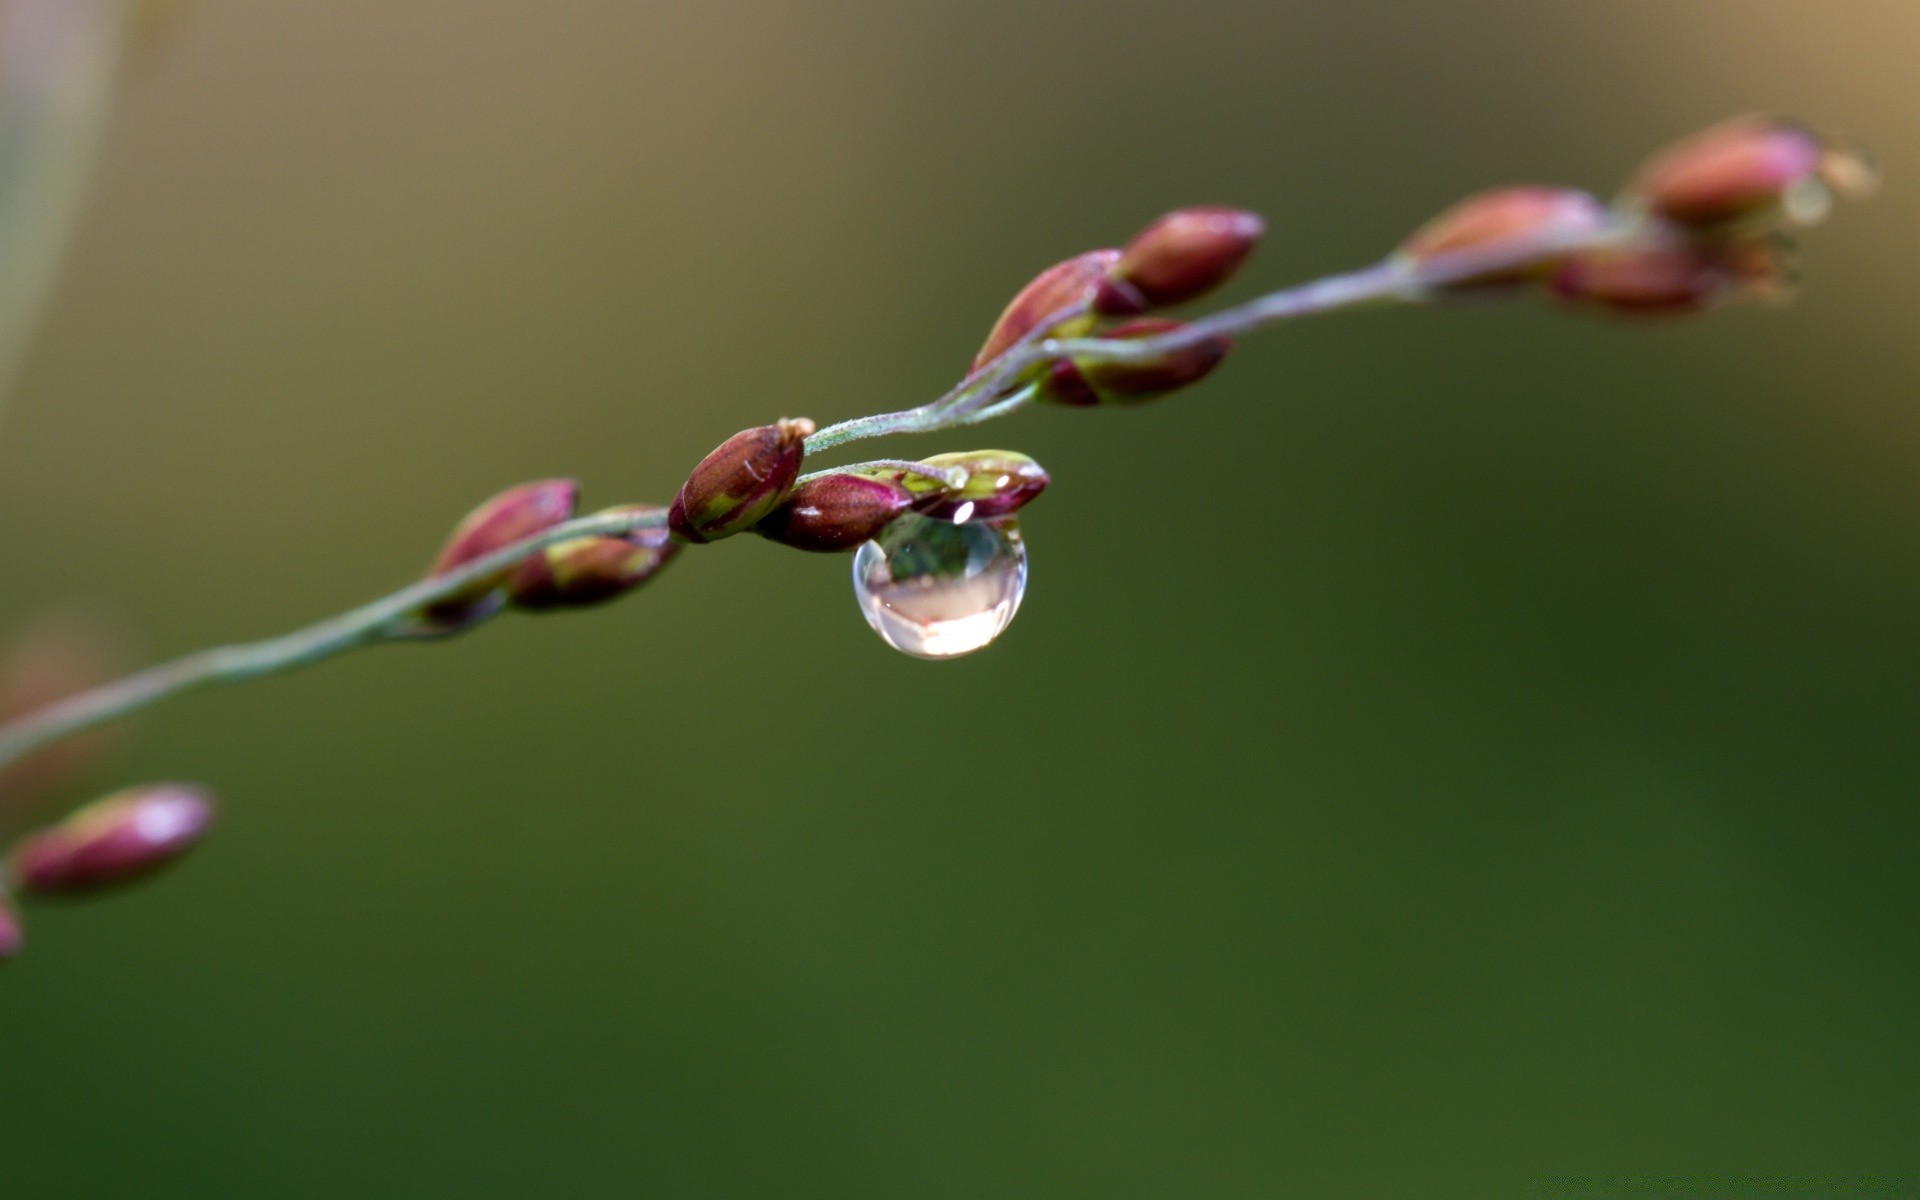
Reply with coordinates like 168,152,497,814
852,513,1027,659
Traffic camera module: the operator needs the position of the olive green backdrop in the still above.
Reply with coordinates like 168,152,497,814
1,1,1915,1195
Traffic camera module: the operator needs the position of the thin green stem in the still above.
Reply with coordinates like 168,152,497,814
0,507,666,774
0,215,1635,781
803,301,1090,453
800,218,1629,458
949,382,1038,427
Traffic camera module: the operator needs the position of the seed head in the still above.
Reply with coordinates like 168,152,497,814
422,479,579,629
0,613,127,815
668,419,815,544
1097,206,1265,314
866,450,1051,521
1396,186,1611,290
973,250,1118,374
1550,226,1794,316
1628,115,1877,230
1037,318,1231,406
508,505,679,609
757,474,917,552
11,784,216,897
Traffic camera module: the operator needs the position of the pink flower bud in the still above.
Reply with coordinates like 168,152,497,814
1097,206,1266,314
422,480,579,627
972,250,1118,373
858,451,1051,521
1549,228,1792,317
668,419,815,544
1396,187,1611,289
0,897,21,960
756,474,917,552
507,505,679,609
910,451,1050,520
0,613,127,815
1037,318,1232,406
1629,115,1877,229
11,784,216,896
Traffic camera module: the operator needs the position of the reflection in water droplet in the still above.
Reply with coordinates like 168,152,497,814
852,513,1027,659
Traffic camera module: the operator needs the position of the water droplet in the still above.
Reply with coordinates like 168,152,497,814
852,513,1027,659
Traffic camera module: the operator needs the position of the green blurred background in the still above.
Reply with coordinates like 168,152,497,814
2,1,1916,1194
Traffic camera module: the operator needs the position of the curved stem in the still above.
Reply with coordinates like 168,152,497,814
949,382,1038,427
0,215,1633,779
803,301,1091,453
800,219,1627,458
0,507,666,773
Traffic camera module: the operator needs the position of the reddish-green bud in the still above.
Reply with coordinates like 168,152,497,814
1097,206,1265,314
1629,115,1877,229
507,505,678,609
0,897,20,960
866,450,1050,521
1550,229,1792,317
11,784,215,897
1036,318,1231,406
668,418,815,544
1395,186,1611,289
0,614,126,812
756,474,916,552
422,479,579,626
973,250,1118,374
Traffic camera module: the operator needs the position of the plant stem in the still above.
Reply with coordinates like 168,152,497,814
803,302,1091,453
0,507,666,774
802,218,1629,458
0,216,1632,777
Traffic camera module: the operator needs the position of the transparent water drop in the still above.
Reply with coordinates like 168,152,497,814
852,512,1027,659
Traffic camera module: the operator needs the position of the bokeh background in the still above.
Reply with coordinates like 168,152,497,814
1,1,1916,1195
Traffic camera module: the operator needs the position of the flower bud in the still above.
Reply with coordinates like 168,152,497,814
973,250,1119,373
1628,115,1878,229
1550,229,1793,317
1395,187,1611,289
1035,318,1231,406
1096,206,1266,315
11,784,215,897
756,474,916,552
422,479,579,627
0,897,21,960
0,613,126,814
507,505,679,609
867,450,1050,521
668,418,815,544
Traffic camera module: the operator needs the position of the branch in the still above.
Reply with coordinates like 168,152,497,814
0,506,666,773
0,111,1879,938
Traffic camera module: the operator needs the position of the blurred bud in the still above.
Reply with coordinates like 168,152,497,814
1096,207,1266,314
0,612,127,818
11,784,215,897
1036,318,1231,406
508,505,679,609
1550,227,1794,317
668,419,815,544
756,474,916,552
421,480,579,628
868,450,1050,521
973,250,1118,373
1628,115,1878,229
1395,187,1611,289
0,897,20,960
